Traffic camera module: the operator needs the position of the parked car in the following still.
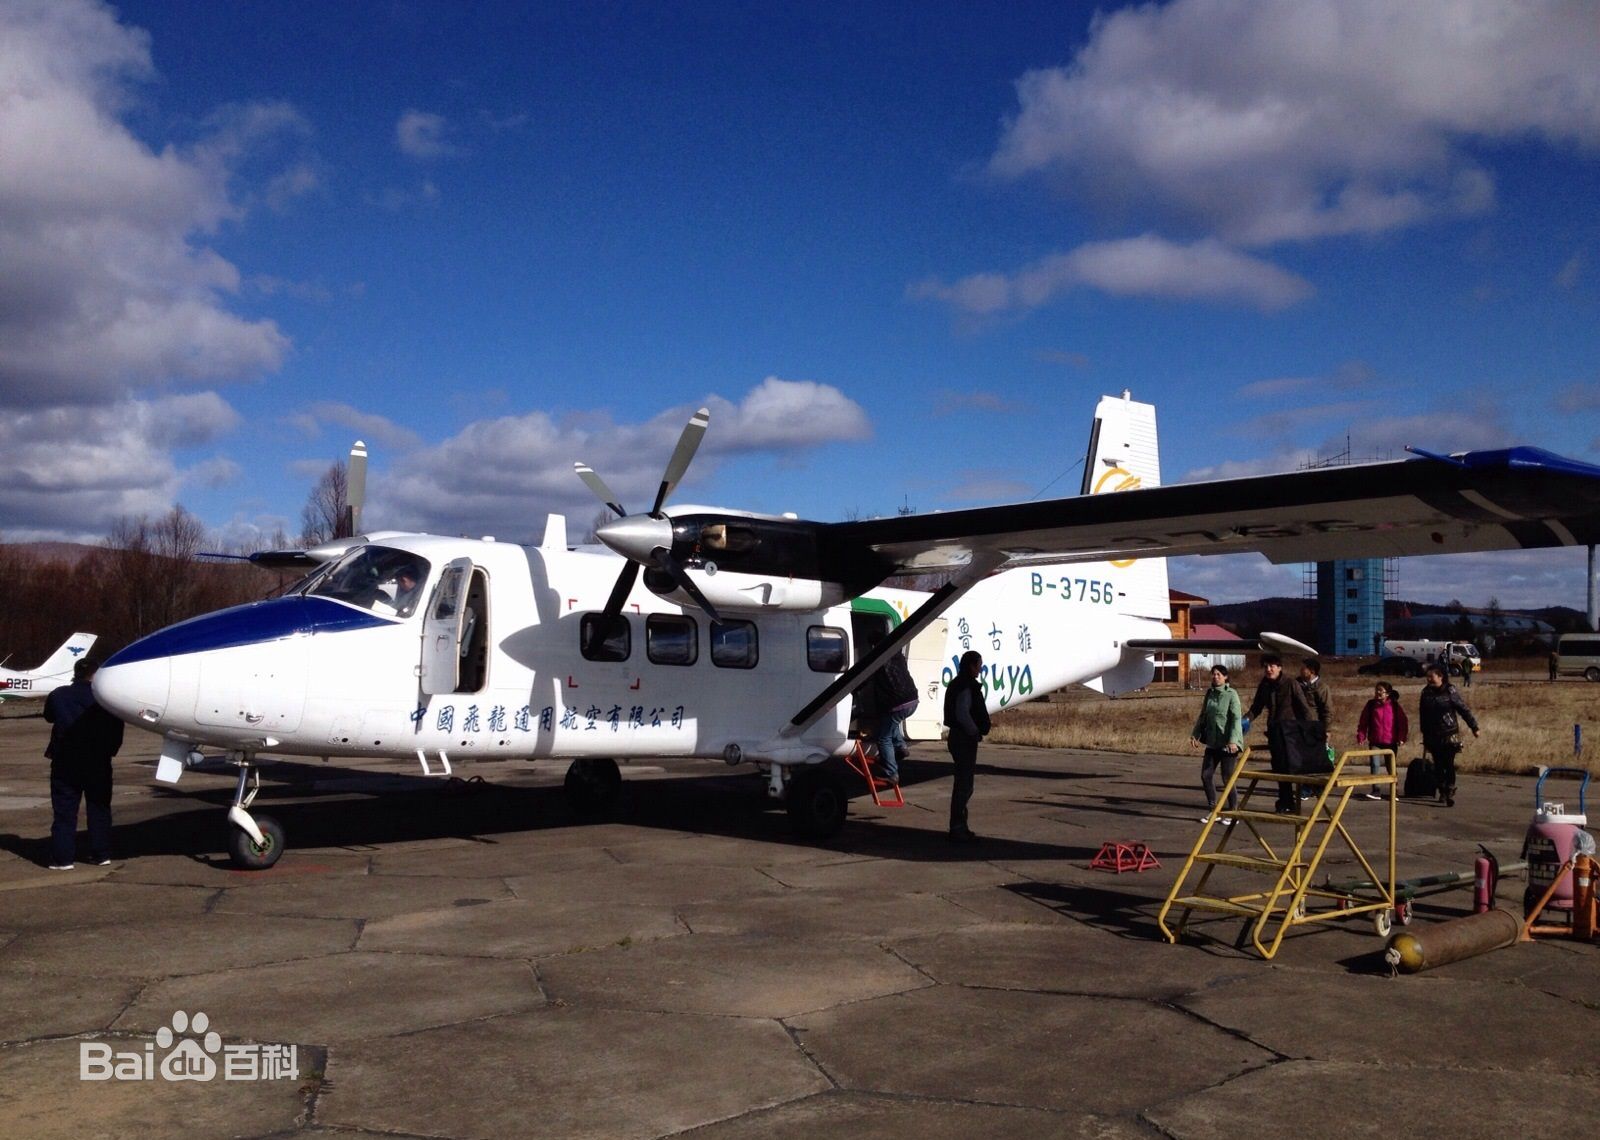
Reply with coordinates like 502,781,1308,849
1357,656,1424,677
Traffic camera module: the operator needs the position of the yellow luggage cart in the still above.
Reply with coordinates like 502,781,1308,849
1157,747,1398,959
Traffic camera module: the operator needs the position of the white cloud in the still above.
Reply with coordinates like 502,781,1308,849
396,110,460,159
912,235,1313,315
0,0,293,407
990,0,1600,246
370,379,871,538
184,456,242,490
942,474,1034,503
291,401,424,452
1555,383,1600,414
0,393,239,536
372,179,441,211
1238,361,1373,400
931,390,1024,417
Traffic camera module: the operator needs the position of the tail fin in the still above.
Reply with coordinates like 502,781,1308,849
37,633,96,676
1082,393,1169,621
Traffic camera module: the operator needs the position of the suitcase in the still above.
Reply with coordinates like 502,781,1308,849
1403,756,1437,799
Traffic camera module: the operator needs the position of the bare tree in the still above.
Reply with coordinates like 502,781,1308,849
299,460,349,546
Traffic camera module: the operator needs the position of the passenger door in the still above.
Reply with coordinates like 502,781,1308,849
420,558,472,695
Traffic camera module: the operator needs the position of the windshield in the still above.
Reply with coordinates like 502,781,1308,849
306,546,431,618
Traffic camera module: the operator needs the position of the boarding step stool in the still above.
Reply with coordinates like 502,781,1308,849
843,739,905,807
1156,746,1399,959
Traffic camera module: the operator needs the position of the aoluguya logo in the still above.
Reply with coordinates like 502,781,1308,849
80,1010,298,1082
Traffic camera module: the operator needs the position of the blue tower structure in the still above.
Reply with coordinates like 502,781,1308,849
1316,558,1387,656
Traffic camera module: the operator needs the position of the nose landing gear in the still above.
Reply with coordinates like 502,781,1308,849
224,760,285,870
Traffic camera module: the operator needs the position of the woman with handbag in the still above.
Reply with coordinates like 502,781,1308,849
1418,663,1480,807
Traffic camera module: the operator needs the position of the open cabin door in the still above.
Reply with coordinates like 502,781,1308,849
903,617,948,741
420,557,472,696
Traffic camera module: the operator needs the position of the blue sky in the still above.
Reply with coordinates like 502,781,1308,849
2,0,1598,609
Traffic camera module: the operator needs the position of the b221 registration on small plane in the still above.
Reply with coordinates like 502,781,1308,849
92,393,1600,868
0,632,97,702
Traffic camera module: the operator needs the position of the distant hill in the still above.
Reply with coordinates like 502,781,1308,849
1192,597,1316,645
1192,596,1589,656
1,541,101,566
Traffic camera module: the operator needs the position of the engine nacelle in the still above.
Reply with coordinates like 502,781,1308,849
644,566,846,613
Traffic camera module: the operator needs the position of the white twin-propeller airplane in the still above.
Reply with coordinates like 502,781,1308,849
0,633,97,702
92,393,1600,868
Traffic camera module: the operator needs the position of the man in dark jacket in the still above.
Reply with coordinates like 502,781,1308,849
871,644,919,783
43,660,124,869
1245,655,1314,813
943,650,990,843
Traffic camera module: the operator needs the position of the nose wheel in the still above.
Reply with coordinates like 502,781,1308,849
227,813,285,870
223,761,286,870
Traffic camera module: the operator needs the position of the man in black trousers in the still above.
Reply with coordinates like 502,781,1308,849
44,660,124,870
943,650,990,843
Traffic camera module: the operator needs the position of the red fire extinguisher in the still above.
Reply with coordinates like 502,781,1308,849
1473,845,1499,914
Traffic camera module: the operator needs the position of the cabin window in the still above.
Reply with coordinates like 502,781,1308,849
647,614,698,666
806,626,847,673
580,613,631,662
308,546,431,619
710,620,758,669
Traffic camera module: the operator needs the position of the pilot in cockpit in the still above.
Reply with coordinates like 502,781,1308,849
374,559,425,617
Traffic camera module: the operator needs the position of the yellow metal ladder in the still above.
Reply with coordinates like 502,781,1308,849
1157,747,1398,959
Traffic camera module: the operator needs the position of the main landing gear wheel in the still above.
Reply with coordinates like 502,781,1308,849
564,758,623,814
226,814,285,871
786,766,848,840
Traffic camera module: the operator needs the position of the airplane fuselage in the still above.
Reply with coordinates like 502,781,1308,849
94,532,1166,767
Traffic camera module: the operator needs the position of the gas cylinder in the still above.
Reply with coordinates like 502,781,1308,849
1522,768,1594,917
1472,848,1498,914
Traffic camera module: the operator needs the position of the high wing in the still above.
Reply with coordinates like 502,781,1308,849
822,446,1600,577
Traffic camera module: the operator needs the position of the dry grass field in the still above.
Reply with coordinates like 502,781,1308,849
989,658,1600,776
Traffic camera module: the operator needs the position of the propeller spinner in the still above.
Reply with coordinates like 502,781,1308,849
575,407,722,621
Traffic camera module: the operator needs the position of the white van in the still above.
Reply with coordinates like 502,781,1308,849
1555,634,1600,682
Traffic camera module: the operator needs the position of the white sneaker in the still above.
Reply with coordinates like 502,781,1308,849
47,863,74,871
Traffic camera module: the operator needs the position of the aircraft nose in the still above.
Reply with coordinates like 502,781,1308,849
93,655,171,726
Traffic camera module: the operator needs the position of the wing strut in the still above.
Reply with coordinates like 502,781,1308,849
782,553,1004,737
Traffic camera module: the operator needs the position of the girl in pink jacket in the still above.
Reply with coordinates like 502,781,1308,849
1355,681,1408,799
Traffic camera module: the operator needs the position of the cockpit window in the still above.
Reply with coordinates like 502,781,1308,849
306,546,431,618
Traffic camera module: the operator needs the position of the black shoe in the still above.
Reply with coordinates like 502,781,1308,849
947,829,980,844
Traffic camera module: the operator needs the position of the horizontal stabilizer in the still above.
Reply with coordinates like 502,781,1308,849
1126,631,1320,658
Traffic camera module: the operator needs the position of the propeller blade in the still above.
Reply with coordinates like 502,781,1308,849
345,440,367,537
601,560,641,621
655,551,721,623
651,406,710,515
574,462,627,518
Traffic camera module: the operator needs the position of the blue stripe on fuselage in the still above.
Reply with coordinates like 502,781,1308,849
104,597,394,666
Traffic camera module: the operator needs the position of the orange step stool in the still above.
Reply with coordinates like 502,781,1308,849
843,739,905,807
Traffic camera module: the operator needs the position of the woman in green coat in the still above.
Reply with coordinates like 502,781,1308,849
1191,665,1244,820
